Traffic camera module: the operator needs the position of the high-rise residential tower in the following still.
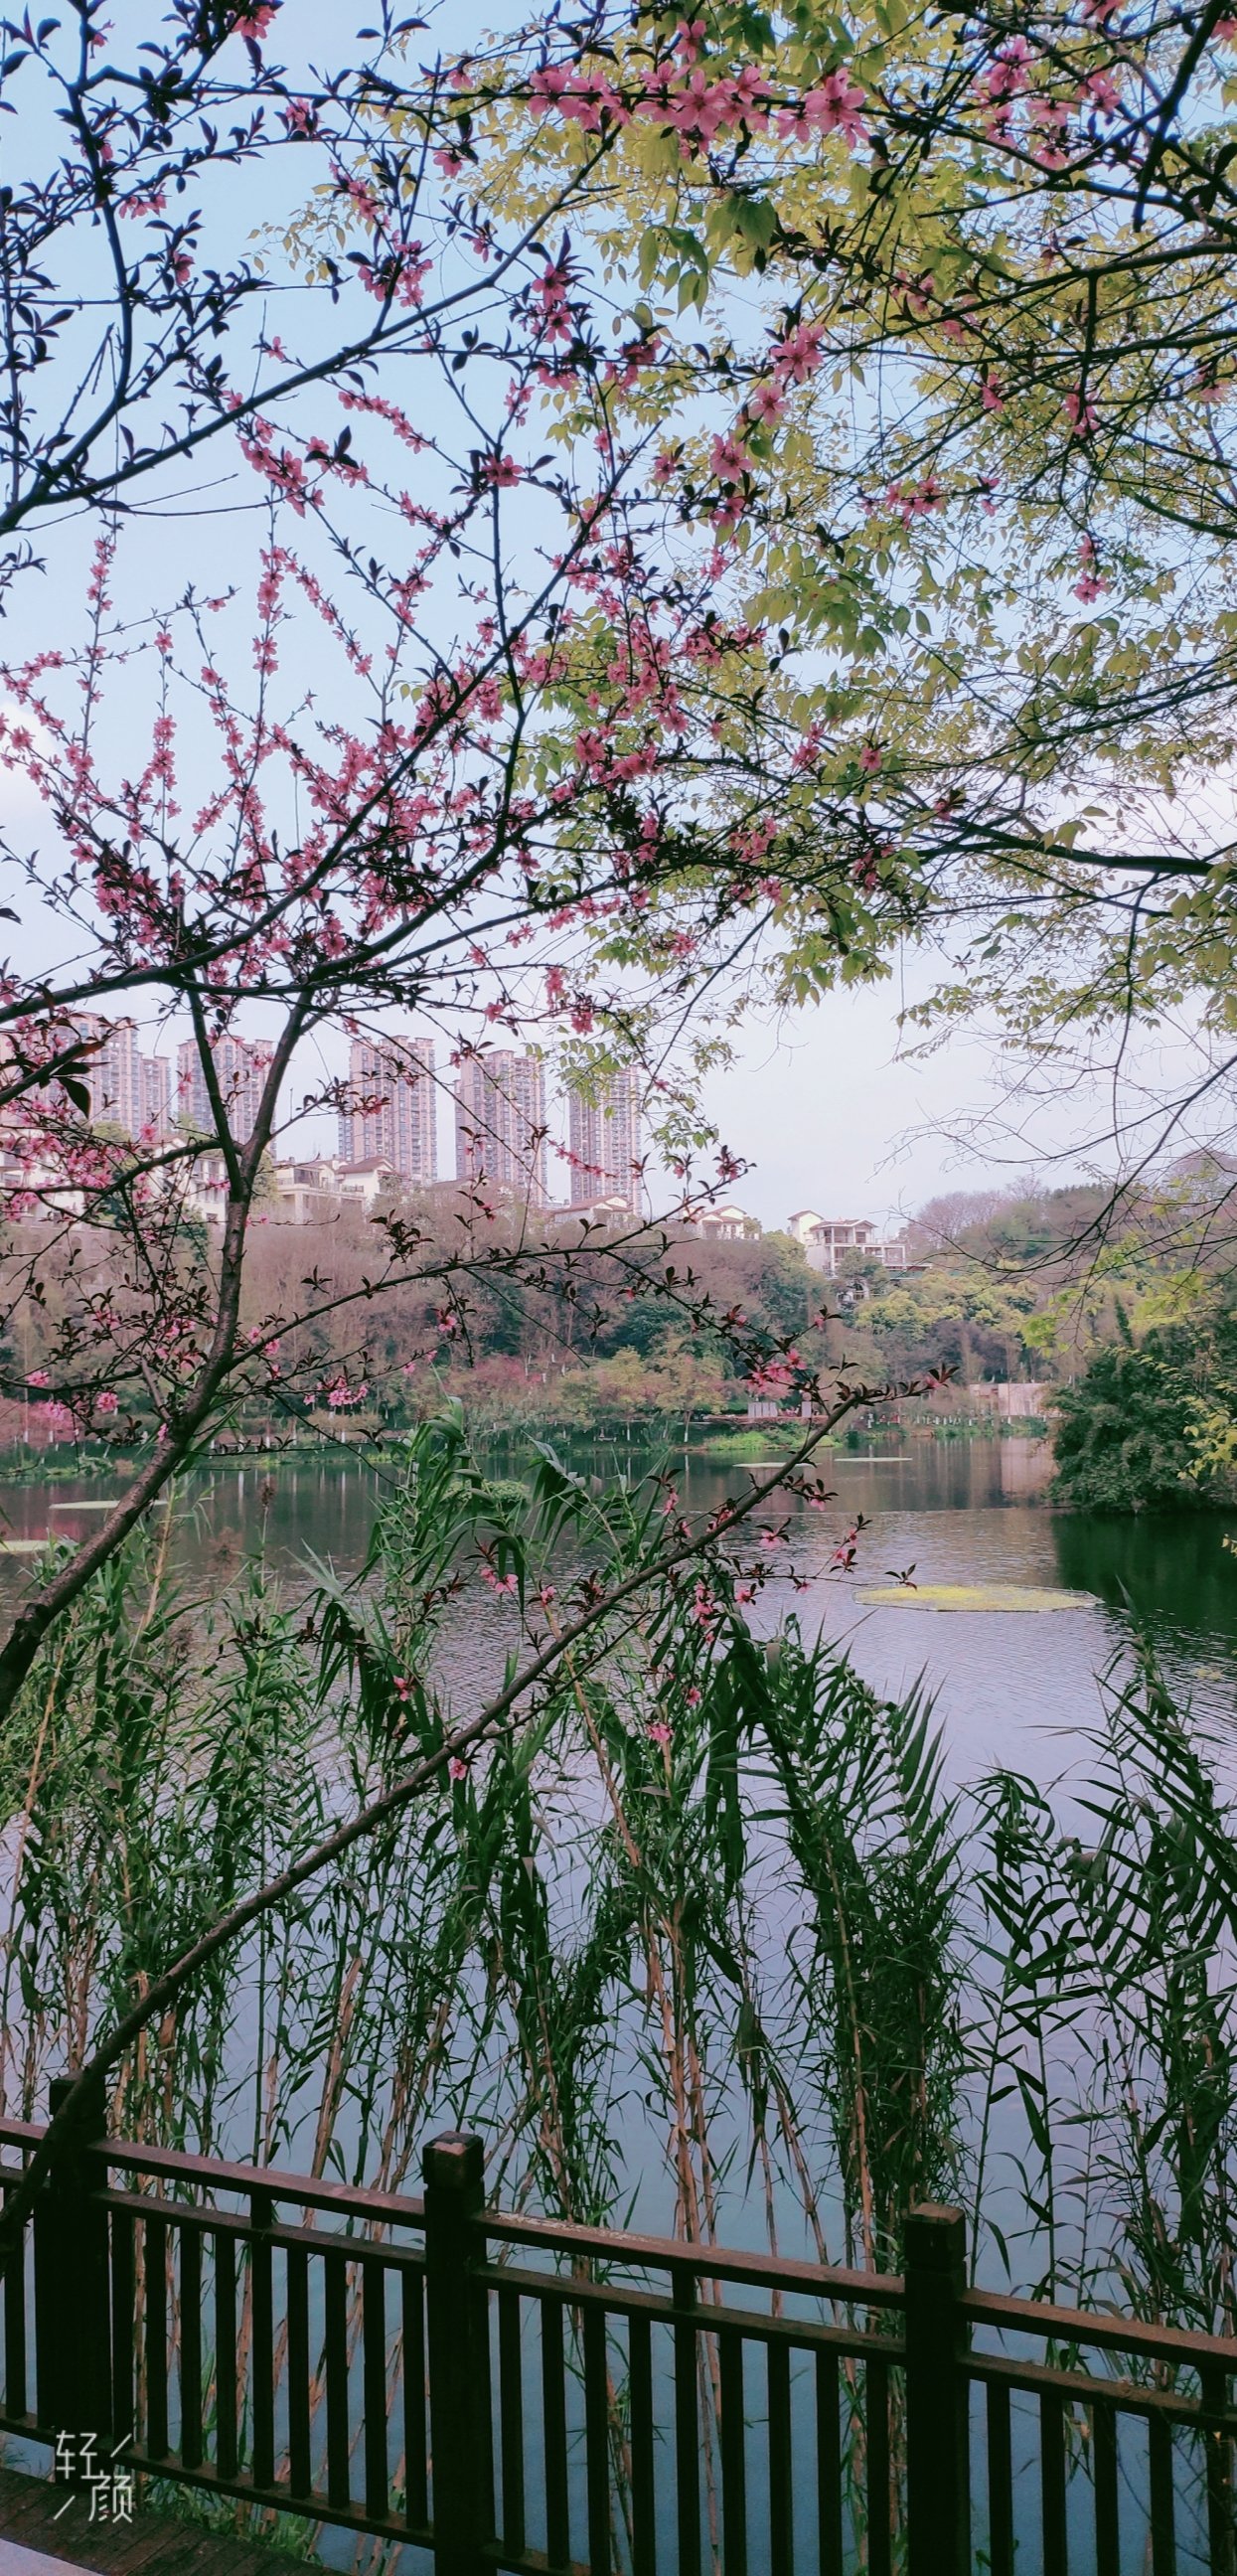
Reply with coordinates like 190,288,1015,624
177,1034,275,1144
454,1049,548,1204
567,1066,644,1213
141,1053,173,1139
3,1016,176,1142
339,1036,436,1183
84,1018,143,1134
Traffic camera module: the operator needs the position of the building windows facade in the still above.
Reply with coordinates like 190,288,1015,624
454,1050,548,1204
339,1037,436,1184
567,1068,644,1213
176,1035,275,1144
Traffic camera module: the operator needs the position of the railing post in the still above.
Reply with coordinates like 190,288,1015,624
34,2071,112,2476
903,2203,970,2576
423,2130,492,2576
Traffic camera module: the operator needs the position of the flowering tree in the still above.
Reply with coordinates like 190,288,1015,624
0,2,931,1729
0,1,493,583
0,0,978,2253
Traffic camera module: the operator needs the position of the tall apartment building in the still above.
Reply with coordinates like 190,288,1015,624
177,1034,275,1145
86,1018,144,1134
454,1049,548,1204
0,1016,173,1145
567,1066,644,1213
141,1052,173,1140
338,1036,436,1184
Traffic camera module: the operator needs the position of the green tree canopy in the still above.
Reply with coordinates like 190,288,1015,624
372,0,1237,1121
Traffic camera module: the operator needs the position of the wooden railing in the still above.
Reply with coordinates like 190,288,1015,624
2,2086,1236,2573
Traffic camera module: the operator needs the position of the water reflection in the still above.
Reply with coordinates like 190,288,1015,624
4,1433,1237,1780
1052,1503,1237,1646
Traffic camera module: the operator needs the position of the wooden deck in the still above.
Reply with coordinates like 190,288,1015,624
0,2466,318,2575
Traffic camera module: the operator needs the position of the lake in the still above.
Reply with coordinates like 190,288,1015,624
2,1432,1232,2567
5,1430,1236,1787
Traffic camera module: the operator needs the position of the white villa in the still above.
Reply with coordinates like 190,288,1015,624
786,1211,908,1275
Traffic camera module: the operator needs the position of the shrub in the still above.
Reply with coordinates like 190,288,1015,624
1051,1335,1217,1512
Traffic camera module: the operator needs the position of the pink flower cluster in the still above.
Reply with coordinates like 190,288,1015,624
775,70,865,147
1072,534,1109,601
1063,388,1099,439
529,63,630,130
881,472,946,526
530,55,864,156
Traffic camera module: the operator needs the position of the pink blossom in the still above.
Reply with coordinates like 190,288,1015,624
777,69,866,148
858,741,881,775
770,321,825,386
1063,389,1099,438
884,472,947,526
691,1579,719,1633
747,382,787,427
448,1755,469,1781
1073,538,1109,600
647,1720,672,1746
710,429,752,485
981,373,1005,412
325,1376,369,1408
95,1389,119,1415
981,35,1033,104
530,64,628,128
1081,67,1122,115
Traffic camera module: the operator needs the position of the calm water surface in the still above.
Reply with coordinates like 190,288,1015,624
5,1432,1236,1783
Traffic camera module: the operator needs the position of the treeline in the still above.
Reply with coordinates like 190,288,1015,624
11,1166,1237,1467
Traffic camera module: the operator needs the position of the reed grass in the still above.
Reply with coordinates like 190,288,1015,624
3,1411,1236,2561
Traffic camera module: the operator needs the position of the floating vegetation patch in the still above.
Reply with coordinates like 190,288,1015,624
855,1581,1094,1613
691,1431,801,1461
